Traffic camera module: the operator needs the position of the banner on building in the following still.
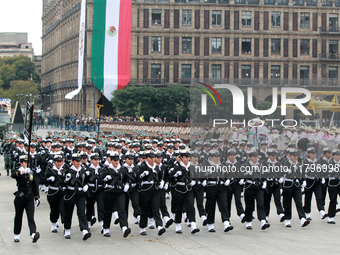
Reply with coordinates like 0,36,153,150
91,0,132,100
65,0,86,99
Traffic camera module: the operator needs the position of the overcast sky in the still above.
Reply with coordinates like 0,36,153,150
0,0,42,55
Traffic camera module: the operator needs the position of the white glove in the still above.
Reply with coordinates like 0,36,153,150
301,180,306,188
140,171,150,178
158,180,165,189
48,159,53,164
174,171,182,177
36,167,41,174
124,183,130,192
220,181,224,185
65,173,72,182
86,171,90,176
34,198,40,208
262,181,267,189
131,183,136,188
83,184,88,192
224,179,230,186
321,178,325,184
239,179,244,185
164,183,169,191
104,175,112,182
279,177,284,184
25,168,31,174
202,180,207,187
190,180,196,186
47,176,55,182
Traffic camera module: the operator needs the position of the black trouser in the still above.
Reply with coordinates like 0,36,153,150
103,191,127,229
244,185,266,222
14,195,36,235
226,183,245,218
327,183,340,217
125,190,141,218
170,187,176,214
205,185,230,224
47,189,65,224
64,192,88,231
264,183,284,216
173,189,195,223
159,189,170,218
86,189,105,222
283,184,305,220
4,154,12,174
321,182,328,207
303,179,324,213
139,188,163,229
194,186,206,217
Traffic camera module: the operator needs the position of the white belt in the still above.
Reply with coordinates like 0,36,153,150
105,184,115,189
177,182,186,185
208,181,217,184
49,186,59,190
306,176,315,180
141,181,154,185
88,183,95,187
246,180,256,184
67,186,83,191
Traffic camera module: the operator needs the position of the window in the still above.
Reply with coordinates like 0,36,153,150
242,11,252,26
329,66,338,78
151,64,161,84
181,64,191,84
212,11,222,26
300,12,310,28
271,65,281,78
151,37,161,52
212,65,221,79
300,66,309,79
242,38,251,54
329,40,338,56
182,10,192,25
212,37,222,53
293,0,303,5
175,0,186,2
242,65,251,78
271,12,281,27
271,39,281,54
152,9,161,25
300,39,310,55
182,37,192,53
329,14,339,29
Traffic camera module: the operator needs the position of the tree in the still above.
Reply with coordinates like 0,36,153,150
2,80,40,106
0,64,16,89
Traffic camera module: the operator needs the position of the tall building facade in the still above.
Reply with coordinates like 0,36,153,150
42,0,340,117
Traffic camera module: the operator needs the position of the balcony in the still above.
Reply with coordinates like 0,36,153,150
293,0,304,5
277,0,289,5
319,27,340,34
234,0,246,4
248,0,259,4
306,0,317,5
319,53,340,61
264,0,275,4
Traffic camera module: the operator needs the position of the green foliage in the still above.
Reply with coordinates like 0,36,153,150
0,80,40,106
255,101,280,120
0,55,40,89
111,85,189,122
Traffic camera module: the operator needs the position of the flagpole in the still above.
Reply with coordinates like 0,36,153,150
96,92,102,143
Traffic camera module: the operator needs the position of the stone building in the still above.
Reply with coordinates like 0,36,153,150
41,0,340,119
0,32,34,59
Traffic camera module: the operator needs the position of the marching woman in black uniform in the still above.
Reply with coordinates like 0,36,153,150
242,148,270,230
122,151,142,224
136,151,166,236
12,155,40,243
63,153,91,240
281,149,310,228
302,147,327,221
168,149,199,234
43,154,66,233
326,149,340,224
101,151,131,238
85,152,105,233
203,150,234,233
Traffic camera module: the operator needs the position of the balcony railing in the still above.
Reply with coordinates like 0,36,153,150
320,27,340,33
306,0,317,5
319,53,340,60
322,0,333,5
248,0,259,4
264,0,275,4
277,0,289,5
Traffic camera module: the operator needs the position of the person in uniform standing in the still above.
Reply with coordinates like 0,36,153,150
12,155,40,243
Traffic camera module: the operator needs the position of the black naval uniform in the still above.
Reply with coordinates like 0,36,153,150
12,165,40,238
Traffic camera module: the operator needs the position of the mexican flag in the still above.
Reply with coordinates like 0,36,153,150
91,0,132,100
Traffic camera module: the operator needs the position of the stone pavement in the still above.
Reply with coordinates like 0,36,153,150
0,128,339,255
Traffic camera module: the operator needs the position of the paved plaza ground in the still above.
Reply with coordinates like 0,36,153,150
0,128,339,255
